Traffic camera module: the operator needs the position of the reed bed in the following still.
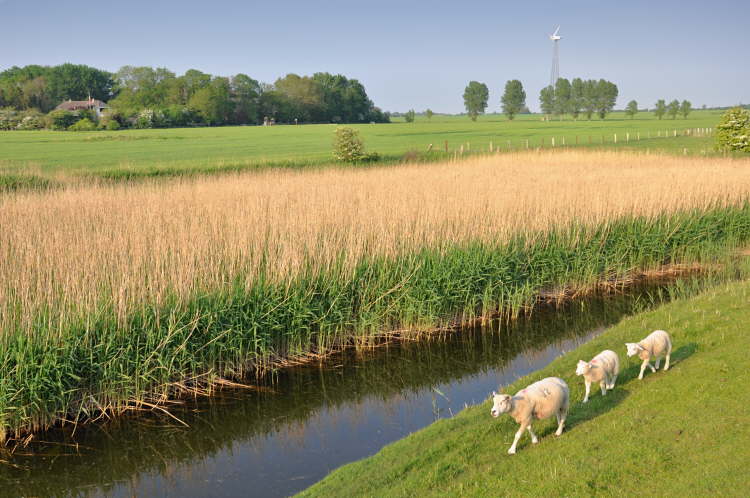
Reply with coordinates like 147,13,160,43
1,150,750,437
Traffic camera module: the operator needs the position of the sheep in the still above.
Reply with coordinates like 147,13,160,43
576,349,620,402
490,377,569,455
626,329,672,380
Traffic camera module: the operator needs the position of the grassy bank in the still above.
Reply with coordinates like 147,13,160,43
0,110,725,185
300,277,750,497
2,152,750,438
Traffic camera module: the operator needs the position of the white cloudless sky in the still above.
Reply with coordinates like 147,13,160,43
2,0,748,112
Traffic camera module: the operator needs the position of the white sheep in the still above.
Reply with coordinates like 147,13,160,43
576,349,620,402
626,329,672,380
490,377,569,455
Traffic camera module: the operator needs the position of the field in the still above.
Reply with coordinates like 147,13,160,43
300,277,750,497
0,110,723,185
2,150,750,439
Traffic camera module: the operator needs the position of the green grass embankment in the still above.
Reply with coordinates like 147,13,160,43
2,204,750,439
300,275,750,497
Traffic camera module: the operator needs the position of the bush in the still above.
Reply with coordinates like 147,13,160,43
333,127,379,163
0,107,20,130
47,110,79,130
105,119,121,130
68,118,97,131
404,109,416,123
17,110,44,130
716,107,750,153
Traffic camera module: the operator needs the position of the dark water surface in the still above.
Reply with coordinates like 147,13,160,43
2,283,679,497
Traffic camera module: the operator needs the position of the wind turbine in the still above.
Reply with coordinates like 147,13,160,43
549,25,561,88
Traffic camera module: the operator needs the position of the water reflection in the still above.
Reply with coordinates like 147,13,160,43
1,283,673,497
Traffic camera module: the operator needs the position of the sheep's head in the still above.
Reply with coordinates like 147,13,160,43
625,343,644,357
575,360,591,376
491,391,512,418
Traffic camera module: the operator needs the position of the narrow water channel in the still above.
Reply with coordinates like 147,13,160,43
2,281,681,497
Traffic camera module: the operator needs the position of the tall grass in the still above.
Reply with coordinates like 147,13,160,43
1,150,750,437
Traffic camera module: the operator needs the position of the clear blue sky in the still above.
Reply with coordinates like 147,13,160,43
2,0,748,113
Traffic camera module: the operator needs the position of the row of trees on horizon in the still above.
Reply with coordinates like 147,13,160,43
0,63,389,130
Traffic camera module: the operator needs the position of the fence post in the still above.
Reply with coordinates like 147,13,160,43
614,133,617,143
526,139,529,149
507,140,511,150
489,141,493,153
541,137,544,148
562,136,566,146
626,132,630,143
444,140,448,153
552,137,555,147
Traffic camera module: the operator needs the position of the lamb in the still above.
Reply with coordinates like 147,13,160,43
626,329,672,380
490,377,569,455
576,349,620,402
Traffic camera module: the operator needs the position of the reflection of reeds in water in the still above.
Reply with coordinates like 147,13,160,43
1,150,750,437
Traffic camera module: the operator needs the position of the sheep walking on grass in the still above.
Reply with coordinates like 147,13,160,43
490,377,569,455
576,349,620,402
626,329,672,380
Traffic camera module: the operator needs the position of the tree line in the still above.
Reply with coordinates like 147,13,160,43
459,78,619,121
0,63,389,130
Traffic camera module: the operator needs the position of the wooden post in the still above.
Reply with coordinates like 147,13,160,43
552,137,555,147
467,142,470,151
489,141,493,152
637,132,640,140
562,136,565,146
541,137,544,148
444,140,448,153
626,132,630,143
614,133,617,143
525,139,529,149
507,140,511,149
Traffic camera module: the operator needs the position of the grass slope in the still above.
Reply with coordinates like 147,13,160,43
300,279,750,497
0,111,723,183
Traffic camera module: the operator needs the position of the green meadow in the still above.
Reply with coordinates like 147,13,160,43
300,275,750,497
0,110,722,183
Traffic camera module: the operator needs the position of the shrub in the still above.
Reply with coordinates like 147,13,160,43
105,119,121,130
716,107,750,153
47,110,79,130
333,127,379,163
0,107,20,130
17,110,44,130
404,109,416,123
68,118,97,131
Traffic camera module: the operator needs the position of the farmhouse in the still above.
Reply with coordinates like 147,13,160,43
55,97,109,117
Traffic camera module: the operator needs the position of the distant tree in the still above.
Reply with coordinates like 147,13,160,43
463,81,489,121
569,78,584,119
500,79,526,121
667,99,680,119
680,100,692,119
715,107,750,152
404,109,416,123
625,100,638,119
230,73,261,124
581,80,598,119
188,77,233,125
654,99,667,120
425,108,434,120
595,79,618,119
539,85,555,117
553,78,571,118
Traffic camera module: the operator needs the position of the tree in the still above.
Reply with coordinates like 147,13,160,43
539,85,555,117
667,99,680,119
463,81,489,121
569,78,584,119
680,100,692,119
188,77,233,125
715,107,750,152
404,109,416,123
500,80,526,121
581,80,598,119
625,100,638,119
553,78,571,118
654,99,667,120
595,79,618,119
230,73,260,124
425,108,434,120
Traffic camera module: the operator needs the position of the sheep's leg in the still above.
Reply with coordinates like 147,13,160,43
555,411,566,436
608,374,617,390
638,359,652,379
600,380,607,396
526,425,539,444
508,420,529,455
583,380,591,403
655,357,661,370
664,345,672,371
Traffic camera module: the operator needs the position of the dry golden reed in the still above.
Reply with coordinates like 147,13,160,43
2,150,750,336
